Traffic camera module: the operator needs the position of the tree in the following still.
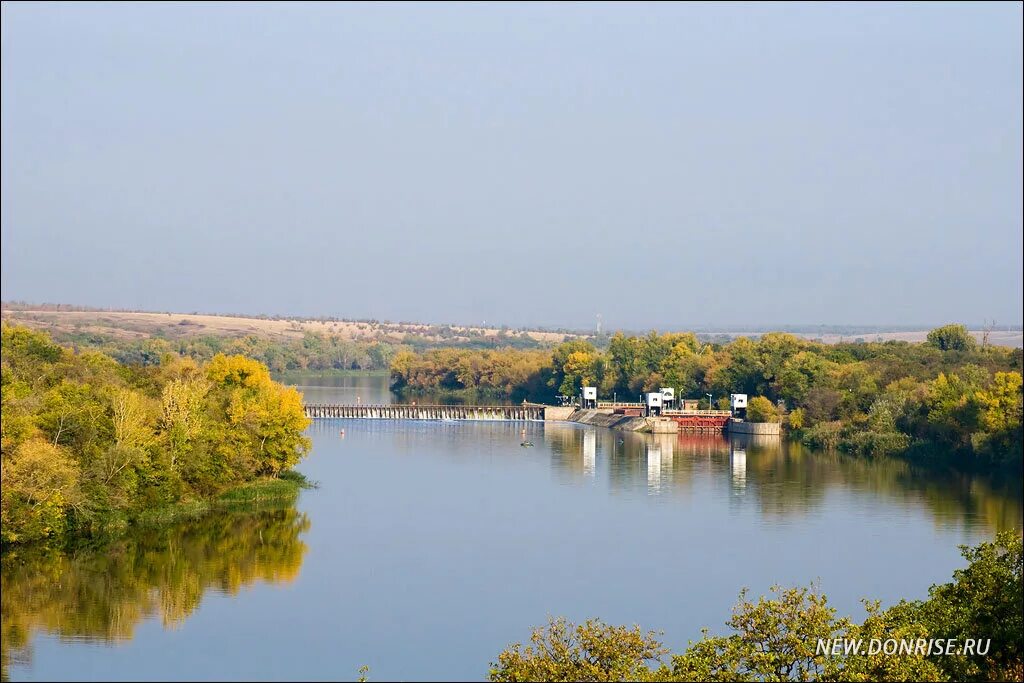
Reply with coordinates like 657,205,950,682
660,341,707,399
206,354,311,478
913,531,1023,681
1,328,313,546
668,585,847,681
489,531,1023,682
489,617,667,682
926,324,977,352
559,351,600,398
925,370,986,449
160,377,209,473
110,389,157,452
975,372,1023,434
746,396,780,423
0,438,81,544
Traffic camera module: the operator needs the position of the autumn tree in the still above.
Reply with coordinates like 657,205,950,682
746,396,780,423
0,325,313,546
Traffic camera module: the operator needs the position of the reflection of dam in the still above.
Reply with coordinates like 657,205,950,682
730,432,783,449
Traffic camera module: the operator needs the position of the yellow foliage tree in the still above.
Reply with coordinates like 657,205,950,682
0,438,81,544
976,372,1023,434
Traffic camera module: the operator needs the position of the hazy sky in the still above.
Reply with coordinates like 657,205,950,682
2,2,1021,330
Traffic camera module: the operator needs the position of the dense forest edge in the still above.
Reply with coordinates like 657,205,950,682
0,324,312,548
488,532,1022,682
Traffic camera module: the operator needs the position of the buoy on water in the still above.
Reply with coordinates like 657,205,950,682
340,429,346,438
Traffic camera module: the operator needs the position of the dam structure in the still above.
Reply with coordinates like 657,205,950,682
304,403,545,421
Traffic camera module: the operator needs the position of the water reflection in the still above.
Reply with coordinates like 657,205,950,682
730,441,747,495
547,426,1022,532
582,430,596,478
1,506,309,680
308,412,1021,532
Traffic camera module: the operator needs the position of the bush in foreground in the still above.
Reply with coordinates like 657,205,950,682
490,533,1023,682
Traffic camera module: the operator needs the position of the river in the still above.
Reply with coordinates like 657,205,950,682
2,375,1021,681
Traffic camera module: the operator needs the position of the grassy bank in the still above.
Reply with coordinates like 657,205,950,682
131,470,316,530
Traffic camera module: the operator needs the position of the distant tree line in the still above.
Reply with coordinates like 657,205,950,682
39,328,552,374
391,325,1022,468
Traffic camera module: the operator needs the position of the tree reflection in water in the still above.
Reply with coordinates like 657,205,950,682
545,423,1023,532
1,505,309,680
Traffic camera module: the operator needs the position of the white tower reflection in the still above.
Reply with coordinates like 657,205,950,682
582,429,596,477
730,439,747,494
657,433,674,471
647,441,662,494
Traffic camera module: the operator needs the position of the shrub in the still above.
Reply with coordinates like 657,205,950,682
803,421,843,450
841,430,911,457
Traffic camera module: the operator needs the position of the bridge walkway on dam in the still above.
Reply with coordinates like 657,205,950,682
304,404,544,421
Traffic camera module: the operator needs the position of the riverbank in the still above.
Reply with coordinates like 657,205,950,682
131,470,315,529
1,471,315,555
1,326,313,548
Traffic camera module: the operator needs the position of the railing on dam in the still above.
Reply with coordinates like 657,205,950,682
304,404,545,421
663,409,733,417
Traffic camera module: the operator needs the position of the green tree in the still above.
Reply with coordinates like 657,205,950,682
926,324,977,352
912,531,1023,681
667,585,846,681
489,617,667,682
490,534,1023,682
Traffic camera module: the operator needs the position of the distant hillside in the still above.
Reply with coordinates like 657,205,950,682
0,306,586,348
2,304,1019,348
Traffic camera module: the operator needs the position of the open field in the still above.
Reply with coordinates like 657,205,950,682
2,307,1020,348
711,328,1023,347
812,329,1022,347
0,308,581,345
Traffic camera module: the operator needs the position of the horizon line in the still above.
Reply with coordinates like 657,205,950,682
2,300,1020,336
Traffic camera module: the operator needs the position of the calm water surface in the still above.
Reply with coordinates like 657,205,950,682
3,376,1021,681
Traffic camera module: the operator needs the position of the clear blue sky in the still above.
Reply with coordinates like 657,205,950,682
2,2,1021,330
